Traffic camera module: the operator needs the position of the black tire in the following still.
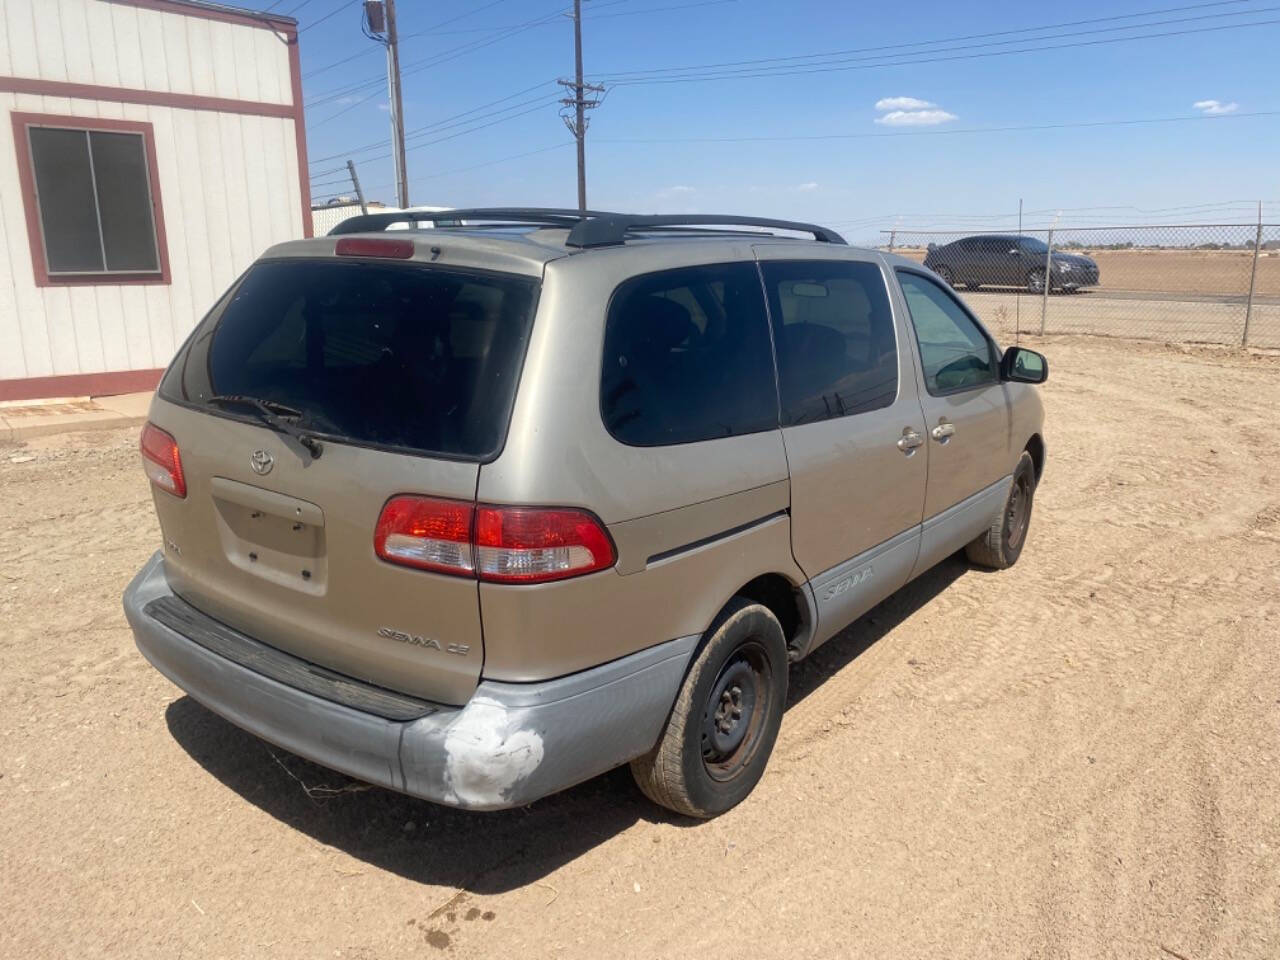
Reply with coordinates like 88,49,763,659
1027,268,1046,294
935,264,955,287
965,451,1037,570
630,598,788,818
965,281,982,291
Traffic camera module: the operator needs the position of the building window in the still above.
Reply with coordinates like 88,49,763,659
11,113,170,286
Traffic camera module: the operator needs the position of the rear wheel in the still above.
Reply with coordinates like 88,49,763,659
935,265,955,287
631,599,787,818
965,451,1037,569
965,281,983,291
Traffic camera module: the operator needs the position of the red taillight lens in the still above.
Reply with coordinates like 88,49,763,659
474,505,616,583
374,496,475,576
140,422,186,498
373,498,616,583
335,237,414,259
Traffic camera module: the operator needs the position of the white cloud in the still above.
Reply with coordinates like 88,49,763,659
1193,99,1238,114
336,96,360,105
795,182,819,192
875,108,958,126
875,96,936,111
377,103,390,112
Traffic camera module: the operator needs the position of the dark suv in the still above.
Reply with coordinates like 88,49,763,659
923,234,1099,293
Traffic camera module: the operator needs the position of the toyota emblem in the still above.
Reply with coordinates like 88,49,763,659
250,449,274,475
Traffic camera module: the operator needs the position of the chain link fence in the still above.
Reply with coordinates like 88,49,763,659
881,224,1280,348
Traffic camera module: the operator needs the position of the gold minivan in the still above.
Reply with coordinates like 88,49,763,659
125,209,1047,818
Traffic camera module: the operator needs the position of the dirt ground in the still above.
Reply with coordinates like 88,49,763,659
3,337,1279,960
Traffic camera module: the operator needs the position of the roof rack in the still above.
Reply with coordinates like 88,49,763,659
328,208,608,236
564,213,845,247
327,207,846,247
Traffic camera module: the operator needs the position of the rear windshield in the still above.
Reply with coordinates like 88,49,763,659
159,258,539,461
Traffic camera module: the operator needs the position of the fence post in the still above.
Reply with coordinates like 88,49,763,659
888,230,896,252
1243,219,1262,347
1039,228,1053,335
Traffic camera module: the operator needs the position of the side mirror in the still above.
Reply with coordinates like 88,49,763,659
1001,346,1048,384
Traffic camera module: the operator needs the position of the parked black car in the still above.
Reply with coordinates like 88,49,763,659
923,234,1100,293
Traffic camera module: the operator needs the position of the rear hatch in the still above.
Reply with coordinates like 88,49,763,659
145,251,540,705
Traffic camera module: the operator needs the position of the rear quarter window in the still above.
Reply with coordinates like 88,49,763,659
600,262,778,446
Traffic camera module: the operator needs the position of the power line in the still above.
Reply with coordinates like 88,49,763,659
305,7,568,101
310,80,560,165
302,0,528,79
596,10,1280,84
312,142,573,203
595,0,1259,80
327,98,566,168
301,0,639,95
298,0,359,35
593,109,1280,145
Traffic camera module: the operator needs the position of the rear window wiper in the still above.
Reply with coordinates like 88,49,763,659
206,394,324,459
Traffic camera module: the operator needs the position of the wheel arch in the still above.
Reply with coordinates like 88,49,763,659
1024,432,1046,481
730,572,815,662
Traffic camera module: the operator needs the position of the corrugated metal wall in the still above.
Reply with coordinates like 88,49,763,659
0,0,303,389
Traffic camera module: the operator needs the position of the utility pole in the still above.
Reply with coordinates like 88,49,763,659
558,0,603,211
366,1,409,208
347,160,368,215
385,0,409,208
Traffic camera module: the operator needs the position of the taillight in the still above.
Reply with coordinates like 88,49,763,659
474,506,615,583
140,422,186,498
374,496,474,576
374,498,616,583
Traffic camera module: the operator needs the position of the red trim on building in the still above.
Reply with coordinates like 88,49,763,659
101,0,296,33
0,76,294,119
0,368,163,403
10,112,173,288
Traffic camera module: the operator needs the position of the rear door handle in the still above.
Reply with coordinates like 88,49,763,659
897,429,924,453
931,422,955,442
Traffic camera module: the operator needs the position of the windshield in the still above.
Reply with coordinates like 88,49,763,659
1017,237,1049,254
159,258,539,461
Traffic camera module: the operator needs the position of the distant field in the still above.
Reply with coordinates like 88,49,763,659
892,247,1280,298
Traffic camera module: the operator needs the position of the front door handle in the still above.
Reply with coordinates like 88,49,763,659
931,422,956,442
897,429,924,453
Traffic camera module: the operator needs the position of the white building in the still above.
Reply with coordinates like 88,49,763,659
0,0,311,402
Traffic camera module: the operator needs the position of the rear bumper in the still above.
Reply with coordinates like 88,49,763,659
124,552,697,810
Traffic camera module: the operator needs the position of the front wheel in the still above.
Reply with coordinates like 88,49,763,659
631,599,788,818
1027,268,1047,294
965,451,1037,569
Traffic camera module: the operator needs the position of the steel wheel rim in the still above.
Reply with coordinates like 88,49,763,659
700,641,771,782
1028,270,1044,293
1005,475,1031,549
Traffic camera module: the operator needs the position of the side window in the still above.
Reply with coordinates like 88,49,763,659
895,270,998,394
601,262,777,446
759,259,898,425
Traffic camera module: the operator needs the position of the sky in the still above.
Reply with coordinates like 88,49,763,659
260,0,1279,242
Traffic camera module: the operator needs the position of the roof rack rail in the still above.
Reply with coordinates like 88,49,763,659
327,207,846,247
564,214,846,248
328,207,610,236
